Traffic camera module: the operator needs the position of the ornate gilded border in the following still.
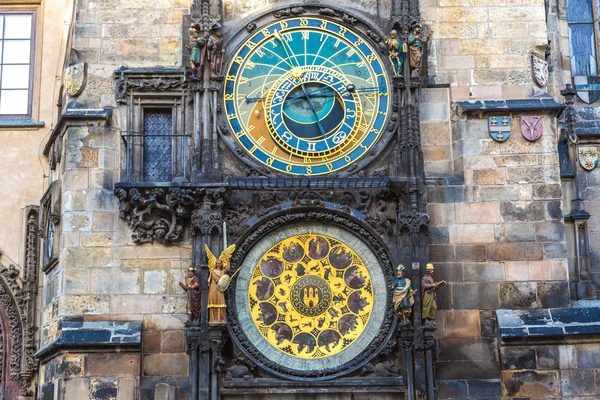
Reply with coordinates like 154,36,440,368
226,208,396,380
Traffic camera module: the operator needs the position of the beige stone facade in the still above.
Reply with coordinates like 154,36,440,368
1,0,600,399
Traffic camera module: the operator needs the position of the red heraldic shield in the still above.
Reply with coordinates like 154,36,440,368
520,116,543,142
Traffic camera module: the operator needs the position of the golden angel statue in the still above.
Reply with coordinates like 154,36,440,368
205,244,236,325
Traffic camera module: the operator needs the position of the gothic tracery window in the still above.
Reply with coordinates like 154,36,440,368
567,0,598,75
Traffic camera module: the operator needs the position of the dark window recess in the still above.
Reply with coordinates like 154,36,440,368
143,109,173,182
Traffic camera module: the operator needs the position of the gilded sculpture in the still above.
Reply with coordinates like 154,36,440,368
408,22,433,78
421,263,445,324
205,244,236,325
389,264,416,324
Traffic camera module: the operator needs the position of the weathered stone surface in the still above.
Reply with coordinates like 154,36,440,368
455,245,486,262
111,295,162,314
502,223,535,242
532,184,562,200
499,282,538,308
500,201,545,222
143,270,167,294
63,211,93,232
63,269,90,294
86,353,140,377
487,243,543,261
535,221,566,243
480,310,497,339
577,343,600,368
144,330,161,353
60,295,110,316
63,247,112,268
500,347,536,370
451,224,496,244
63,378,90,399
537,282,570,308
161,330,185,353
143,354,188,376
453,283,500,309
445,310,481,337
536,346,559,370
502,370,560,397
478,186,520,202
473,169,505,185
161,295,186,314
463,263,504,282
118,377,137,400
91,269,140,294
144,314,185,331
561,369,595,396
559,345,577,369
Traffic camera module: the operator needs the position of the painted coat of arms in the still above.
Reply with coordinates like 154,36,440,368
532,54,548,88
64,63,87,97
520,116,543,142
574,75,600,104
579,146,598,171
489,116,511,142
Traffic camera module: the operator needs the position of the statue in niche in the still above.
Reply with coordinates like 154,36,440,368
186,23,225,79
408,22,433,78
421,263,445,325
385,30,406,77
205,244,236,325
179,267,201,323
389,264,416,324
187,24,204,77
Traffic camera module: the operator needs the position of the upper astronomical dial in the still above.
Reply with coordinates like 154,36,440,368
223,17,390,175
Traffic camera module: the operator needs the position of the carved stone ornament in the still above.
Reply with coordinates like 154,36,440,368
397,209,430,234
531,54,548,88
64,62,87,97
0,260,38,397
115,186,227,244
114,67,188,104
226,209,396,380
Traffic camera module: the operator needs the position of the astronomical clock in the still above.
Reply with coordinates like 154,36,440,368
223,16,391,176
221,10,397,381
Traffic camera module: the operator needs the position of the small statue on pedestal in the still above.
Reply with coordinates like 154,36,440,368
390,264,417,324
186,23,225,79
179,267,201,324
205,244,236,325
408,22,433,78
421,263,445,325
385,30,407,77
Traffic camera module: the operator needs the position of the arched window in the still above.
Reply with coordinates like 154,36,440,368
567,0,598,76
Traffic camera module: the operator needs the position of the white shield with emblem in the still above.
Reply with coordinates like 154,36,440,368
579,146,599,171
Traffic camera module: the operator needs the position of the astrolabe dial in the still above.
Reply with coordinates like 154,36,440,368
246,234,374,359
223,17,390,175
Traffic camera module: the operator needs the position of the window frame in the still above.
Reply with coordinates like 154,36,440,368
0,10,36,119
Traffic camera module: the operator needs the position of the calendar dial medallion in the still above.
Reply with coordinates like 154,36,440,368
223,17,390,175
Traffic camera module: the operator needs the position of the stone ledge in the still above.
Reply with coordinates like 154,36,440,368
0,119,44,128
35,317,142,360
456,98,564,114
496,301,600,340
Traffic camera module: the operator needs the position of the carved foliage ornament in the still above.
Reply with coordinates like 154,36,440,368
0,262,37,396
113,67,188,104
115,186,227,244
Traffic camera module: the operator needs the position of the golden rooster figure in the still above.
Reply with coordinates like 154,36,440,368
205,244,236,325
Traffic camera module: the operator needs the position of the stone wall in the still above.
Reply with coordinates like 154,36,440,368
423,0,548,100
73,0,192,108
421,84,570,394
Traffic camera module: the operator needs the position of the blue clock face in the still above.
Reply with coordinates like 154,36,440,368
223,17,390,175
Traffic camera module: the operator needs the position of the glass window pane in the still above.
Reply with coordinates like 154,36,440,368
0,89,28,114
4,15,32,39
0,16,4,39
2,40,30,64
2,65,29,89
569,24,598,75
